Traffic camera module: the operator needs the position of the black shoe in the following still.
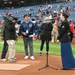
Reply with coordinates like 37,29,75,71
60,68,69,70
39,52,42,56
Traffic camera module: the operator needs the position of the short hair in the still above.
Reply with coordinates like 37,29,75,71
13,17,18,21
24,14,30,18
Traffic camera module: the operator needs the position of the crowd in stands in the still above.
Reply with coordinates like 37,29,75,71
0,1,75,42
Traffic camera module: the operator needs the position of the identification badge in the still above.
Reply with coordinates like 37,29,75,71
26,30,28,33
62,26,64,28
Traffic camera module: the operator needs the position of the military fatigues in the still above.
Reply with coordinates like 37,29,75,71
52,21,58,42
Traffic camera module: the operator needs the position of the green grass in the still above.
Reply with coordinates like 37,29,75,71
0,36,75,56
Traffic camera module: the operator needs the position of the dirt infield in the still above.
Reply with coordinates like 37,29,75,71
0,53,75,75
0,38,75,75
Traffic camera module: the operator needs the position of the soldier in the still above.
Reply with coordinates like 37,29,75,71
57,12,75,70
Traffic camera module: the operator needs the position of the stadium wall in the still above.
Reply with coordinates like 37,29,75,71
0,0,74,7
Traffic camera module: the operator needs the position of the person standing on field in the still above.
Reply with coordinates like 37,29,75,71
19,14,35,60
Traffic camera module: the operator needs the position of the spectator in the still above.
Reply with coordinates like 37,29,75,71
35,18,42,40
69,20,74,42
19,14,35,60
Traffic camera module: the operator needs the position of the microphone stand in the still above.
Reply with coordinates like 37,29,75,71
38,40,58,70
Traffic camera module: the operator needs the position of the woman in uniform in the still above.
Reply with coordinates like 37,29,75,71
57,12,75,70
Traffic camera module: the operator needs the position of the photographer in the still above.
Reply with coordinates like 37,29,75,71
0,14,13,61
1,15,18,62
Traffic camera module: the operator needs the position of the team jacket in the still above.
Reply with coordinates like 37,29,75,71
19,21,35,37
